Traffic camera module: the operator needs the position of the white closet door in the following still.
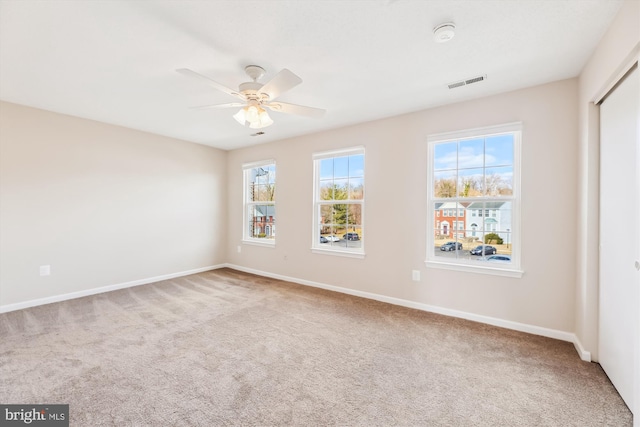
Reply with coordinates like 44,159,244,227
599,65,639,414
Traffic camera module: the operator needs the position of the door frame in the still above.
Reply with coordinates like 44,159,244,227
597,62,639,415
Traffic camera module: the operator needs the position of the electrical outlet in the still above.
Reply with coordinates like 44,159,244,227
40,265,51,276
237,246,242,253
412,270,420,281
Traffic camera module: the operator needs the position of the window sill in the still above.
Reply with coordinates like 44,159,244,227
311,247,365,259
242,239,276,248
425,259,523,278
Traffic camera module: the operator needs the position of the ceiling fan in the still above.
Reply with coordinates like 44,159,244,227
177,65,326,129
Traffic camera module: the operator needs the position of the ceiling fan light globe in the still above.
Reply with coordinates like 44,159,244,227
259,110,274,127
246,105,260,123
233,108,246,125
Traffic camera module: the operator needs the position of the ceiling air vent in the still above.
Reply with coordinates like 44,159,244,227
448,75,487,89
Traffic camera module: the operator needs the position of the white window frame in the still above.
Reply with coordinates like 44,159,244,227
312,147,365,258
426,122,523,277
243,159,276,248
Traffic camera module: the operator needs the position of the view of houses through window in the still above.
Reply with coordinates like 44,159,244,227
313,148,364,254
428,124,520,269
243,161,276,243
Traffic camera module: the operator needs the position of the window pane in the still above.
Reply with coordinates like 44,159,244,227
265,205,275,219
321,180,335,200
458,168,484,197
248,204,275,239
334,156,349,178
434,226,465,260
255,184,275,201
266,165,276,184
344,224,362,248
320,204,333,227
434,170,457,198
485,166,513,196
347,204,362,229
349,177,364,200
320,159,333,180
485,135,514,167
349,154,364,178
255,167,269,185
334,179,348,200
458,138,484,169
248,183,256,202
434,142,458,171
332,203,348,231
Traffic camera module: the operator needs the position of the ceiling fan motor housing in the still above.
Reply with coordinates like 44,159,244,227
244,65,266,81
239,81,268,102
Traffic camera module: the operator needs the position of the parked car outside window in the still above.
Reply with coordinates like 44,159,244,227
470,245,497,255
342,232,360,241
440,241,463,251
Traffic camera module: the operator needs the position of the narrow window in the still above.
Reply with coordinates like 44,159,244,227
313,147,364,257
243,161,276,246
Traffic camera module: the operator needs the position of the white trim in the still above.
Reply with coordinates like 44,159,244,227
242,158,276,169
225,264,585,359
573,335,592,362
425,260,524,278
311,248,366,259
427,121,523,143
312,145,365,160
242,239,276,248
592,43,639,104
0,265,224,314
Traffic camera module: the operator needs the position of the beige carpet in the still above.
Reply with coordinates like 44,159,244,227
0,268,632,426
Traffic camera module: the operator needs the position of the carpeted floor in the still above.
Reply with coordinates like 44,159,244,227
0,268,632,426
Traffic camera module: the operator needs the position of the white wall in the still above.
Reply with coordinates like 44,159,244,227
227,78,579,335
0,101,228,309
576,0,640,360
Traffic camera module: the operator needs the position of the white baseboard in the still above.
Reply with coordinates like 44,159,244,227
572,336,592,362
226,263,591,361
0,264,225,314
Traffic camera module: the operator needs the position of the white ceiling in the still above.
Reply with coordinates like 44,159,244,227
0,0,622,150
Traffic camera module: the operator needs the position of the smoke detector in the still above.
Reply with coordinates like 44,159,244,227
433,23,456,43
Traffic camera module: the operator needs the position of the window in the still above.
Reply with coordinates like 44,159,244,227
313,147,364,257
427,123,522,277
243,160,276,246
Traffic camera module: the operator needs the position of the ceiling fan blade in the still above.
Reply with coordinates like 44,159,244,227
189,102,245,110
259,69,302,101
265,102,326,118
176,68,245,101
